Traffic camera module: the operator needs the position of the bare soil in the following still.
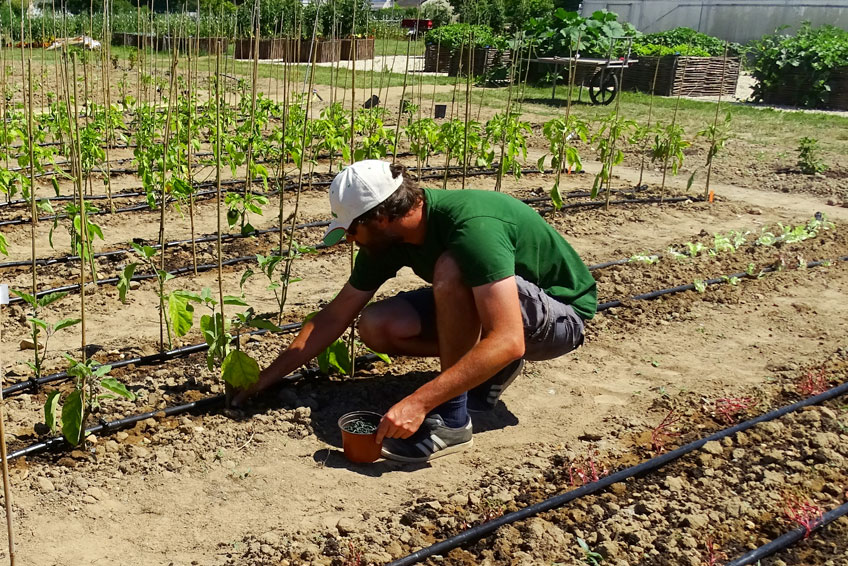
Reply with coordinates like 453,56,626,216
0,67,846,566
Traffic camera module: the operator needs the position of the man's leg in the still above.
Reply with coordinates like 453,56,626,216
374,253,479,462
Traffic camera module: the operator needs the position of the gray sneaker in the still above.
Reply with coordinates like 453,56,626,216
467,359,525,413
381,415,473,463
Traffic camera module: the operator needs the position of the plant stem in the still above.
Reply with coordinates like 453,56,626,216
71,54,88,362
705,44,729,201
215,43,225,345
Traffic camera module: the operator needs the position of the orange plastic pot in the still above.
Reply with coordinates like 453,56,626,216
338,411,383,464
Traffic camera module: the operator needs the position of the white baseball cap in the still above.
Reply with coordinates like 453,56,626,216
323,160,404,245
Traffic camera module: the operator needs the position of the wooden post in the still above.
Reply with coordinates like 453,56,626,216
0,285,16,566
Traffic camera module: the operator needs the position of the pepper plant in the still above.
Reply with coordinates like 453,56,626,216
45,356,135,446
591,113,636,204
404,117,442,169
484,111,532,190
240,241,318,324
11,290,80,381
651,122,690,193
537,115,590,209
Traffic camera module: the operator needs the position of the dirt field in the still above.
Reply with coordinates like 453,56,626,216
0,61,846,566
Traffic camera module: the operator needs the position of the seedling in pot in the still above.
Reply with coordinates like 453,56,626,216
341,418,378,435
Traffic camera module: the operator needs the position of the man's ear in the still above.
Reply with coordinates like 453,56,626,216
371,215,391,228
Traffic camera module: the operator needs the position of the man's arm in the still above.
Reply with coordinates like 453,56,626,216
376,276,525,441
233,282,376,405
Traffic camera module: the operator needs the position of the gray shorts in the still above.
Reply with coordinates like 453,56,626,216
397,275,585,362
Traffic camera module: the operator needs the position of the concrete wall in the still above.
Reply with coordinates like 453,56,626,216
581,1,848,43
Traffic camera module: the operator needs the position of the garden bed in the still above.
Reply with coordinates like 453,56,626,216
762,66,848,110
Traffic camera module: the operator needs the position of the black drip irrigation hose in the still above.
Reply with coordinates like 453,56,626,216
597,255,848,311
6,254,845,400
386,379,848,566
6,353,381,461
725,500,848,566
2,322,301,397
0,219,331,272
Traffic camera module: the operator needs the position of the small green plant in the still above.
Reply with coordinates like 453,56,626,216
651,122,690,191
797,137,827,175
11,291,80,380
538,115,589,208
693,279,707,293
46,356,135,445
576,537,604,565
225,191,269,235
628,253,659,264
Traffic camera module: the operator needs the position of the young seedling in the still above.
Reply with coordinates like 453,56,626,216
342,541,363,566
651,409,681,454
798,367,830,396
651,123,690,193
797,137,827,175
713,396,756,424
11,290,80,380
576,537,604,565
781,491,823,538
46,355,135,446
538,115,589,209
702,536,726,566
566,446,609,487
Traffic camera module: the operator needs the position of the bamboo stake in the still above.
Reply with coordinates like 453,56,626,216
661,58,688,197
188,11,198,275
103,0,115,213
347,0,358,377
215,44,225,348
245,0,260,199
704,44,729,202
604,41,630,211
26,54,40,385
494,32,522,192
0,290,17,566
158,51,179,352
392,37,412,167
551,36,579,203
71,55,88,361
637,56,661,189
461,29,472,191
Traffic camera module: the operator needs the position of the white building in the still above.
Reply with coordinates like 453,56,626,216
581,0,848,43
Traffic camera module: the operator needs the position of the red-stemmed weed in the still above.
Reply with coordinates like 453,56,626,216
567,446,609,487
798,367,830,396
782,492,823,538
651,409,682,454
702,535,726,566
714,397,757,424
343,541,363,566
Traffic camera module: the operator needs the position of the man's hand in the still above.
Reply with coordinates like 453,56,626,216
230,370,279,407
376,394,428,443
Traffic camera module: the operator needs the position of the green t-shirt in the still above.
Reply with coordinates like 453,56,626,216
348,188,597,319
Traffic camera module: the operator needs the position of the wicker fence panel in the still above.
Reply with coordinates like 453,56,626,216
829,66,848,110
448,47,512,77
625,56,739,97
424,44,452,73
340,38,375,60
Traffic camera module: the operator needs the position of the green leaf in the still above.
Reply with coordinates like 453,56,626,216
61,389,85,446
249,318,282,332
28,317,49,331
37,291,69,309
221,350,260,388
44,391,61,434
11,289,36,307
223,295,248,306
54,318,81,332
99,378,136,400
168,291,195,338
0,233,7,256
549,182,563,210
117,263,137,303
